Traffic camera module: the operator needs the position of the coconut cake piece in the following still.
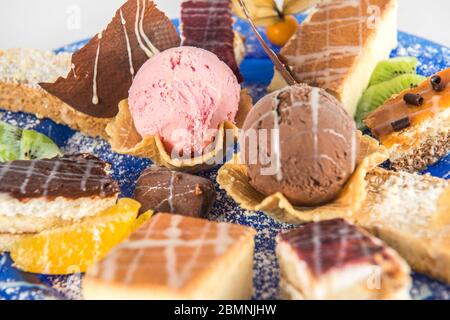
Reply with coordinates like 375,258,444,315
270,0,398,116
364,68,450,172
0,154,120,252
356,168,450,284
276,219,411,300
0,48,111,139
83,213,256,300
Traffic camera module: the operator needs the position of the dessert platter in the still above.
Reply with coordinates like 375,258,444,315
0,0,449,300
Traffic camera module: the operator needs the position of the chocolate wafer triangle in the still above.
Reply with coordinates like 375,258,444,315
40,0,180,119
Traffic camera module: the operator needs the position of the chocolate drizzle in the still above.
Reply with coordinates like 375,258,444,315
278,219,386,277
237,0,297,86
0,154,119,200
40,0,180,118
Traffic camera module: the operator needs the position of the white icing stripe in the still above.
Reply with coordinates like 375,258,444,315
139,0,160,55
19,161,36,194
272,109,282,182
123,214,157,284
215,223,232,255
0,163,11,180
80,160,93,192
310,87,321,157
134,0,155,58
71,63,78,79
92,33,102,105
165,215,183,288
176,223,211,286
42,161,61,196
120,9,135,78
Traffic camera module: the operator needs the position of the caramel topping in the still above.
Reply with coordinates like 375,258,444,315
364,68,450,139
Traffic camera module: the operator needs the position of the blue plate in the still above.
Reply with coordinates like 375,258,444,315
1,17,449,300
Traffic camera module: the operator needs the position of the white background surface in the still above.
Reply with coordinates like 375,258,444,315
0,0,449,50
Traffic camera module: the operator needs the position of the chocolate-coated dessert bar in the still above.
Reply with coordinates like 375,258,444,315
0,154,119,252
277,219,411,300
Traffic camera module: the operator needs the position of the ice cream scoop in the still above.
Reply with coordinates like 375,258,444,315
240,84,359,207
128,46,241,156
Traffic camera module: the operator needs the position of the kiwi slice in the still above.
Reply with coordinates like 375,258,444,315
369,57,419,86
0,121,22,162
356,74,427,129
19,129,62,160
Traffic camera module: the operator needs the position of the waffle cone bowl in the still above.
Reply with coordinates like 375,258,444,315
106,90,253,173
217,134,389,224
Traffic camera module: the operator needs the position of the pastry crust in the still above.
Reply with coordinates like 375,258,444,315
106,90,252,172
0,82,110,139
356,168,450,283
217,134,388,224
0,48,110,138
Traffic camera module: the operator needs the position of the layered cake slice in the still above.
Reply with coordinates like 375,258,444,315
277,219,411,300
0,154,119,252
181,0,244,82
83,213,256,300
364,69,450,172
356,168,450,284
270,0,398,116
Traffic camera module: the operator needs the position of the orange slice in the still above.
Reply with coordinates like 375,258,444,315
10,198,148,275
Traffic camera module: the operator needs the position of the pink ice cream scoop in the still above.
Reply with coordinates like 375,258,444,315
128,46,241,155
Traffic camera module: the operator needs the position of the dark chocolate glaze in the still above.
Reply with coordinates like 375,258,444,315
40,0,180,118
134,166,216,217
0,154,119,200
278,219,386,277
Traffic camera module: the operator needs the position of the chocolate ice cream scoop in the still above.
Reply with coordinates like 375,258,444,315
240,84,359,207
134,166,216,217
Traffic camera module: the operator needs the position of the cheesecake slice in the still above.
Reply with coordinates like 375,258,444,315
0,154,119,251
276,218,411,300
83,213,256,300
364,68,450,172
270,0,398,116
